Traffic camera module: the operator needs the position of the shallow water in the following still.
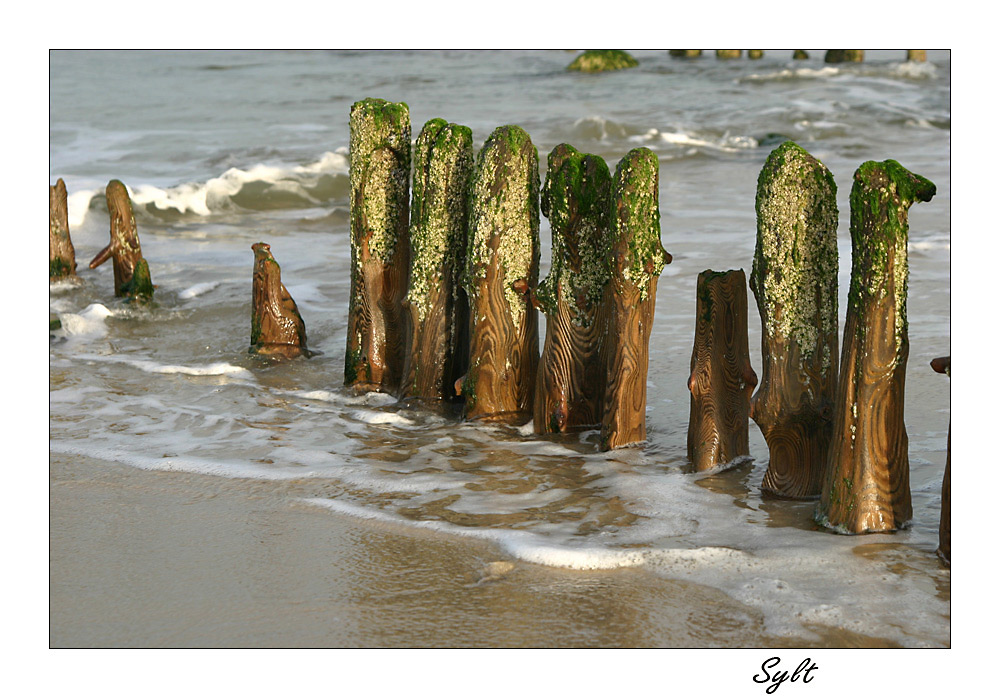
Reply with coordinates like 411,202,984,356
49,49,950,647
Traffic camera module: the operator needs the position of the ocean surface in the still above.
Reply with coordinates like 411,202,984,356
49,49,950,647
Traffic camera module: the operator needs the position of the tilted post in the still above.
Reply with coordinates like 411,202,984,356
89,179,154,301
399,119,474,405
345,98,411,393
534,144,612,433
817,160,935,533
931,356,950,566
750,141,839,498
600,147,670,450
687,269,757,470
250,242,309,359
50,178,77,281
460,125,540,424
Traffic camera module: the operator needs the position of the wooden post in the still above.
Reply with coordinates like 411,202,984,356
669,50,702,58
534,144,612,434
399,119,474,405
50,178,77,281
931,356,950,566
907,50,927,62
250,242,309,359
817,160,935,533
716,50,741,59
345,98,411,393
89,179,154,301
747,50,764,59
566,50,639,72
750,141,839,499
600,147,670,450
825,50,864,63
460,125,540,424
793,50,809,60
687,269,757,470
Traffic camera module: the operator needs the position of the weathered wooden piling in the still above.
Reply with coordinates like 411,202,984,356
459,125,540,424
567,50,639,72
793,50,809,60
250,242,309,359
50,178,77,281
750,141,839,499
600,147,670,450
534,144,612,434
399,119,474,405
669,50,702,58
907,50,927,62
716,50,741,59
747,50,764,59
345,98,411,393
817,160,936,534
931,356,950,566
687,269,757,470
89,180,154,301
825,50,864,63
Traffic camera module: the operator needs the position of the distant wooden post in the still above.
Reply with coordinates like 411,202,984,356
931,356,950,566
747,50,764,59
399,119,474,405
825,50,864,63
345,98,411,393
567,50,639,72
687,269,757,470
669,50,702,58
716,50,741,59
750,141,839,499
818,160,936,533
907,50,927,62
50,178,77,281
250,242,309,359
460,125,540,424
793,50,809,60
89,179,154,301
600,147,670,450
534,144,612,434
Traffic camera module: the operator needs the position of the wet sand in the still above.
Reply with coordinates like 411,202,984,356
50,452,899,649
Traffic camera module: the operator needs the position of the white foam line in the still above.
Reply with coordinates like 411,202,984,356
178,281,222,299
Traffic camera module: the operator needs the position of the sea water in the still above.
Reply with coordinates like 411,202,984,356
49,49,950,647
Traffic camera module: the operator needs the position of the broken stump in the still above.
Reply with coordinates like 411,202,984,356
534,144,612,434
750,141,839,499
825,50,864,63
460,125,540,424
817,159,936,533
89,179,154,301
567,50,639,72
250,242,309,359
600,147,670,450
399,118,474,405
687,269,757,470
345,98,411,393
50,178,77,281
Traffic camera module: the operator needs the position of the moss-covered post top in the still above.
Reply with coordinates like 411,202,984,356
848,159,935,343
465,124,540,330
567,50,639,73
537,143,612,324
752,141,839,358
349,98,411,266
610,147,669,297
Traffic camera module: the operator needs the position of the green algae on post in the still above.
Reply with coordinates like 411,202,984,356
749,141,839,499
249,242,309,360
89,179,154,301
399,118,474,404
566,50,639,73
824,50,864,63
345,98,411,393
793,50,809,60
817,159,935,534
600,147,670,450
50,178,77,281
534,144,612,433
460,124,540,424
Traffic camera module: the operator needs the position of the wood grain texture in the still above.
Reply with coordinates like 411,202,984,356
89,179,153,299
461,125,539,424
49,178,77,280
931,356,950,566
818,160,935,534
750,141,839,499
249,242,308,359
399,119,473,405
600,148,670,451
687,269,757,470
534,144,612,433
345,99,411,394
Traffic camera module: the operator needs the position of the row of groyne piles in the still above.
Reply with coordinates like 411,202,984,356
343,98,668,450
566,49,929,72
48,97,949,564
